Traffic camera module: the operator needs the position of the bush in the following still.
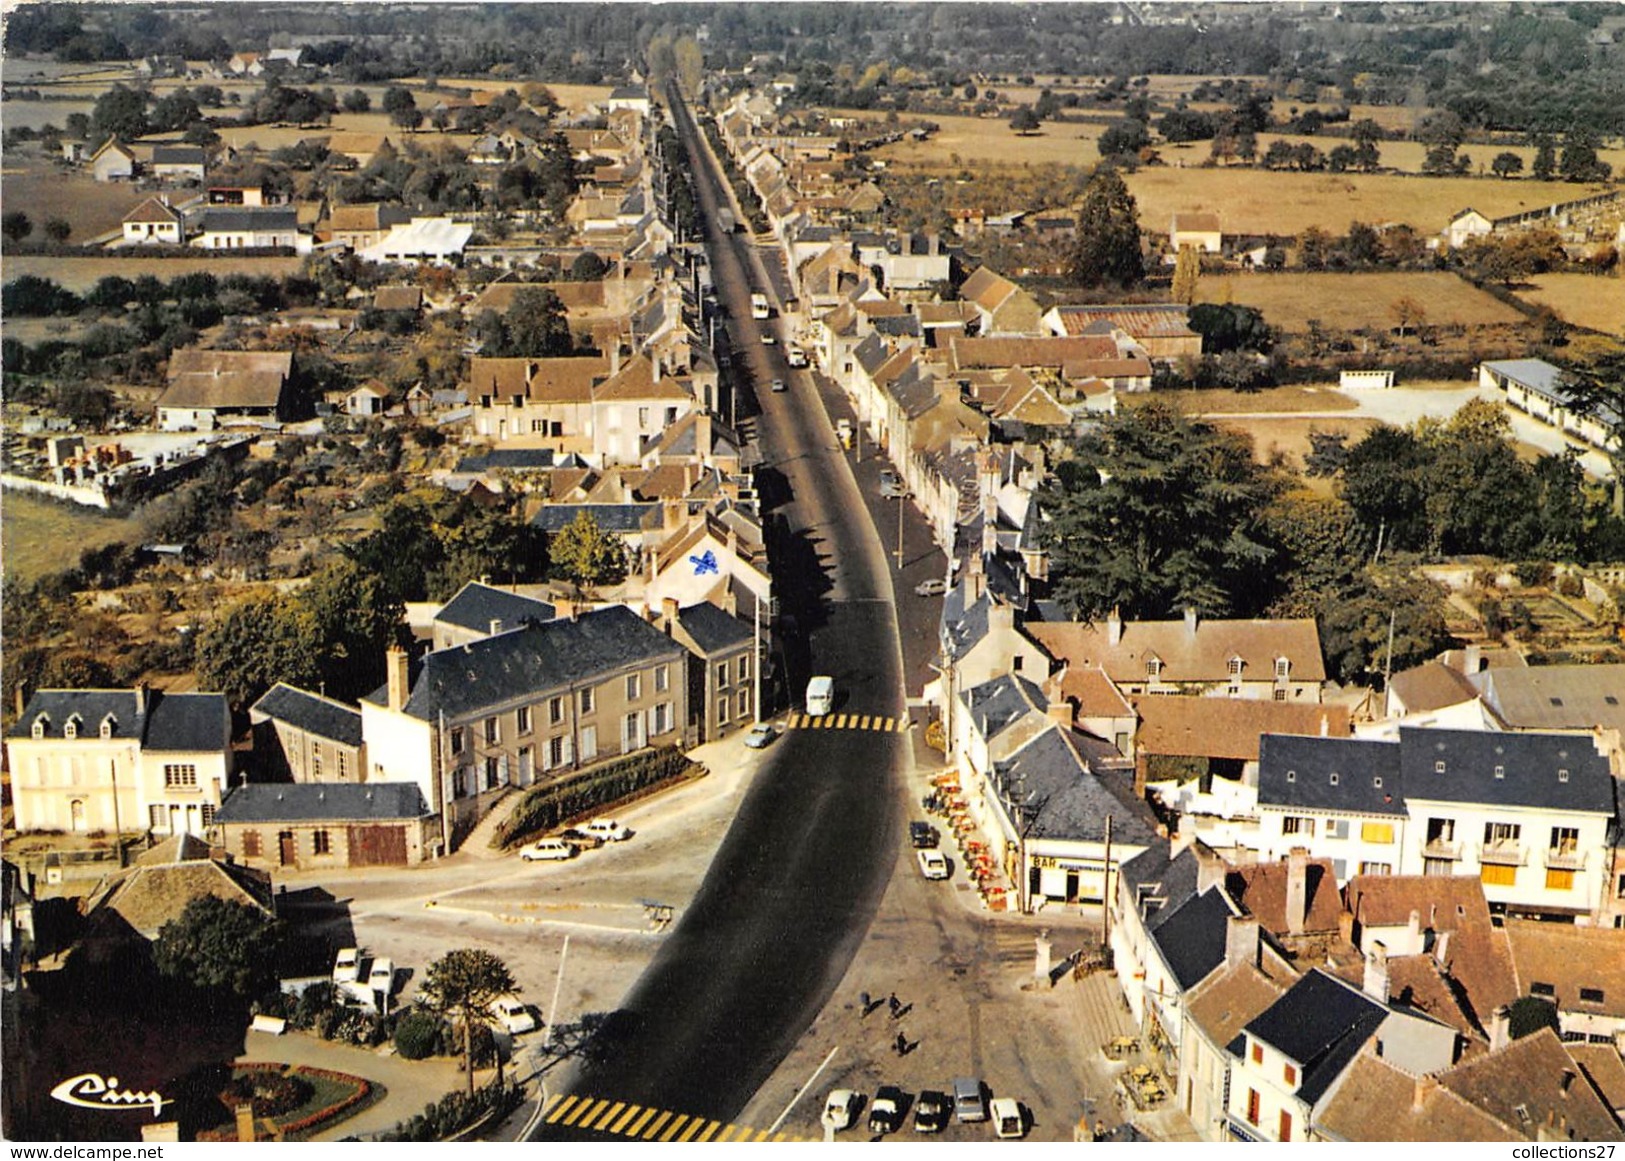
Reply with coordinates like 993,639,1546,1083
395,1010,442,1060
382,1081,522,1142
222,1070,314,1118
492,746,696,849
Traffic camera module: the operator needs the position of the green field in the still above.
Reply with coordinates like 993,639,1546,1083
1,489,143,583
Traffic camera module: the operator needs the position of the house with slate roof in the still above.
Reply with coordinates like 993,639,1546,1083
150,145,207,183
249,682,367,784
359,606,690,845
1225,967,1458,1141
1256,733,1409,880
660,599,758,742
953,673,1157,911
79,834,273,943
6,688,230,839
431,580,556,651
212,782,437,869
193,207,307,253
1179,947,1297,1140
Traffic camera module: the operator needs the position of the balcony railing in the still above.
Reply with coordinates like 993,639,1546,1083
1477,842,1527,867
1545,847,1586,871
1422,838,1463,860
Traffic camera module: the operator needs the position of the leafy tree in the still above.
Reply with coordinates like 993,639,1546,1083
43,217,71,244
343,88,371,113
1316,565,1455,686
1157,107,1216,142
1417,400,1539,557
2,211,33,244
90,83,149,141
1097,118,1150,160
550,511,628,594
1559,354,1625,516
344,497,446,604
299,559,404,703
1338,425,1431,554
1187,303,1271,353
569,250,607,281
1298,226,1332,270
1068,167,1143,287
1491,151,1525,179
1531,134,1557,180
149,88,201,133
501,286,572,357
1390,296,1426,338
153,895,279,1001
1170,246,1201,305
1422,143,1462,175
1559,128,1611,182
1009,105,1041,135
420,949,517,1095
1344,221,1382,266
1035,401,1283,620
195,592,320,713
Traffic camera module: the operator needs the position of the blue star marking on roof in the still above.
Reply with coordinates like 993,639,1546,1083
690,549,719,576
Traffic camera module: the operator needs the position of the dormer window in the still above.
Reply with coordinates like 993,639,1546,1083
1286,769,1296,783
1274,658,1290,680
31,714,49,739
1227,657,1244,677
1494,764,1504,779
1435,760,1447,773
63,715,81,740
1146,657,1162,679
100,714,117,739
1329,772,1340,786
1372,777,1382,789
1558,769,1570,783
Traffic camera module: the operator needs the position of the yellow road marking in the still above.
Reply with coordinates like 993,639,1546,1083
897,717,910,731
641,1111,672,1140
677,1118,705,1142
659,1114,690,1141
561,1097,598,1127
627,1107,657,1137
753,1127,772,1141
857,714,870,729
585,1099,622,1130
772,1131,790,1142
547,1094,580,1123
608,1104,640,1134
542,1092,568,1121
714,1124,738,1142
697,1121,722,1142
839,713,851,728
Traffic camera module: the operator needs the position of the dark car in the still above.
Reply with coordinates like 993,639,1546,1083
559,827,603,850
913,1089,950,1134
909,821,939,849
868,1086,905,1135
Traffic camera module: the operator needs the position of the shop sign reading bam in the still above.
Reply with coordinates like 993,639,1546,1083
51,1073,170,1117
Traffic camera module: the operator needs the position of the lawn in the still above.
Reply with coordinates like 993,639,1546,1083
1130,385,1360,415
1,490,144,583
1191,270,1525,333
867,110,1106,170
0,167,156,241
1220,415,1381,472
1123,165,1599,237
3,254,304,294
1514,273,1625,337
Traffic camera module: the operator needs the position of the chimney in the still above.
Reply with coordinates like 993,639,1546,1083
135,683,148,716
662,596,679,634
386,646,409,712
1407,908,1422,948
1463,642,1482,674
1195,843,1225,893
696,410,712,454
1184,606,1198,636
14,685,24,718
1133,752,1148,800
1489,1005,1511,1051
1432,929,1451,967
489,618,503,636
1107,607,1123,647
554,597,575,620
1286,847,1309,936
610,344,622,376
1225,914,1260,971
928,231,941,256
989,603,1014,633
1411,1075,1437,1113
1046,698,1073,729
969,568,986,603
1320,714,1330,737
1560,1069,1576,1096
653,353,662,383
1338,908,1355,947
1363,940,1390,1002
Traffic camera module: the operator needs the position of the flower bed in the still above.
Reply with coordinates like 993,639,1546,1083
197,1064,376,1142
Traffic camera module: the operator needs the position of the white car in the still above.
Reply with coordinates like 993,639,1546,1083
990,1097,1026,1139
822,1089,859,1131
520,837,577,861
583,818,632,842
367,956,394,996
490,997,538,1035
916,848,950,880
332,947,361,985
744,722,778,749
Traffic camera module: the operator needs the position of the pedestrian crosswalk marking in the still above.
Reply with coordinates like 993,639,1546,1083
540,1093,814,1142
787,712,908,733
642,1111,673,1140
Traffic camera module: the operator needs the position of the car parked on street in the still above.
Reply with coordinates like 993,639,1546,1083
909,821,939,849
560,827,604,849
914,578,949,597
367,956,394,997
916,848,950,880
990,1097,1026,1138
490,997,538,1035
879,469,906,498
520,837,577,861
332,947,361,985
583,818,632,842
953,1077,988,1123
868,1086,905,1134
744,722,778,749
822,1089,860,1130
771,378,786,392
913,1089,950,1133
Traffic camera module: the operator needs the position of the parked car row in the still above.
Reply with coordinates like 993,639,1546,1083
519,817,634,861
822,1079,1023,1138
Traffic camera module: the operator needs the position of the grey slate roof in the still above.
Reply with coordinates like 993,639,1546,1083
434,581,556,634
1241,969,1390,1105
1469,663,1625,734
1257,733,1406,817
1118,841,1202,931
530,503,657,534
152,146,206,165
676,601,753,654
10,689,228,753
368,605,686,722
993,726,1160,846
250,682,363,747
201,207,298,233
213,782,430,823
1396,727,1614,814
455,448,558,473
942,591,991,662
1151,886,1235,990
958,673,1048,741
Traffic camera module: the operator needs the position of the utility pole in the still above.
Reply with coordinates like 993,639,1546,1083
753,594,763,724
1101,814,1113,950
1382,608,1397,719
896,493,905,567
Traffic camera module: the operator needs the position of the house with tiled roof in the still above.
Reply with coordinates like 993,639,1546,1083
959,266,1043,336
360,607,691,843
1503,918,1625,1046
80,834,273,942
1028,609,1326,702
120,196,187,245
1042,303,1203,361
322,203,414,250
1179,952,1297,1140
7,688,230,839
91,137,137,182
430,580,556,651
212,782,438,869
1436,1027,1624,1142
642,507,772,622
467,353,613,453
1312,1051,1518,1141
249,682,366,785
589,352,698,466
157,348,294,430
1171,211,1224,253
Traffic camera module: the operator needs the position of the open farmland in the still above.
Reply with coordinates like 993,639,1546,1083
867,110,1105,169
1123,165,1595,237
0,98,96,133
1515,274,1625,336
3,255,304,294
1192,271,1525,333
1128,385,1360,415
1246,133,1625,178
0,169,162,241
0,491,144,584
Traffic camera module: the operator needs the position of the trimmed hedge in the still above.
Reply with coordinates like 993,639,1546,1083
491,746,697,850
381,1080,522,1142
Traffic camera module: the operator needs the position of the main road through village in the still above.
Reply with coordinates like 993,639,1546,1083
529,90,909,1136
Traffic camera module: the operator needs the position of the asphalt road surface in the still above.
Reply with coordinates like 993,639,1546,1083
531,88,908,1136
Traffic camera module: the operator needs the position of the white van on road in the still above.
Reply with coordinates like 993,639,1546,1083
805,676,834,716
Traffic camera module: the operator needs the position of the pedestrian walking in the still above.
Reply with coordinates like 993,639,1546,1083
894,1031,907,1056
888,992,900,1017
859,991,871,1015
